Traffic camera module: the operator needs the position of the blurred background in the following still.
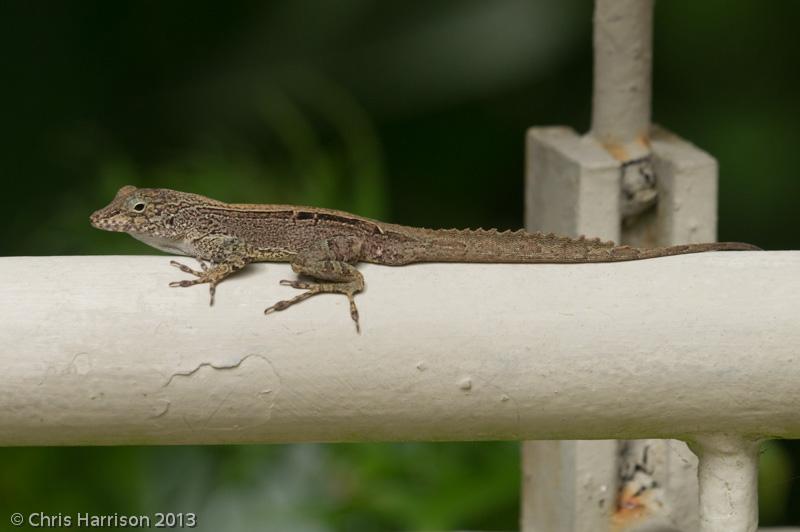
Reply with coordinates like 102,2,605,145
1,0,798,529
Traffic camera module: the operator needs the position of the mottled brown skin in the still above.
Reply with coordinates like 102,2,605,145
90,186,760,331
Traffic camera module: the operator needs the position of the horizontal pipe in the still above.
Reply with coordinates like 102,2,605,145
0,253,797,446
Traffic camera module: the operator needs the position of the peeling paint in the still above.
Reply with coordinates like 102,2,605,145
150,400,171,419
155,353,283,428
162,353,278,387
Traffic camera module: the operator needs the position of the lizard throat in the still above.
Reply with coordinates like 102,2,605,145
129,232,191,256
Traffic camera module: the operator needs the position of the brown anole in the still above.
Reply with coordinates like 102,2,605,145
90,186,760,331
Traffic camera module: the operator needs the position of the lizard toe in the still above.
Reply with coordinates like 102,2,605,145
170,260,204,277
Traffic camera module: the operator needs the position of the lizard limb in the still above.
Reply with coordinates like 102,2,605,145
169,260,246,305
264,236,365,332
170,258,209,276
168,235,251,305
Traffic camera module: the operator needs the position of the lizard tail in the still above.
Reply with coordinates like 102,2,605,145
582,241,762,262
413,228,760,263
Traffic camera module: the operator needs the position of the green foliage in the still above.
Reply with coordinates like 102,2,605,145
759,441,795,525
325,443,519,530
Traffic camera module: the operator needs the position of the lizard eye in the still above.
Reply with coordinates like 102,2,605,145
132,202,146,212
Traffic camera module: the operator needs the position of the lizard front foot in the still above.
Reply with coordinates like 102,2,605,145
264,279,362,333
168,259,219,305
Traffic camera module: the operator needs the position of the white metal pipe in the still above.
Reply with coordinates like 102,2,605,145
591,0,654,157
690,434,760,532
0,253,797,446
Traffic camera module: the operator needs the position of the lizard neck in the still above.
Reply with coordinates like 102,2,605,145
129,232,192,256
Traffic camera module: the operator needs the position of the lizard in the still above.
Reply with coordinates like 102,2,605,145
90,186,761,332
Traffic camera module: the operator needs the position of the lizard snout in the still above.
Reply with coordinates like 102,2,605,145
89,209,105,228
89,207,120,230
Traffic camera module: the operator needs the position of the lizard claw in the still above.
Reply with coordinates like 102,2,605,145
169,259,220,305
169,279,200,288
170,259,212,276
168,277,217,305
266,279,361,333
279,279,315,289
264,285,321,315
170,260,203,276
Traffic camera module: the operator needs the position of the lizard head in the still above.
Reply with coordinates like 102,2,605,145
90,186,190,239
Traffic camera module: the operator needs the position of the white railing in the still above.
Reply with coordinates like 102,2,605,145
0,254,797,531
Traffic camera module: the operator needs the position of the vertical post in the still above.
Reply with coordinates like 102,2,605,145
592,0,659,238
592,0,653,160
690,435,760,532
521,440,618,531
523,0,725,530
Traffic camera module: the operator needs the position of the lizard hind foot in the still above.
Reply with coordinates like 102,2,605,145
265,279,361,333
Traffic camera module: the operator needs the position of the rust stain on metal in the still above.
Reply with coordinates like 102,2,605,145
611,441,665,532
602,134,651,162
610,479,664,531
604,142,629,161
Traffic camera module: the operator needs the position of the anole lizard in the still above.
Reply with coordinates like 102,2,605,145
90,186,760,332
